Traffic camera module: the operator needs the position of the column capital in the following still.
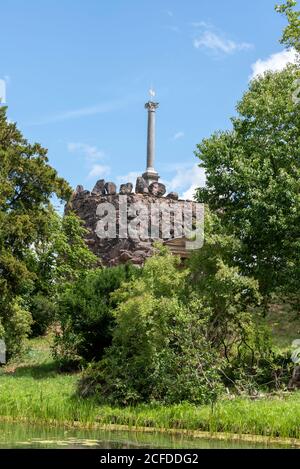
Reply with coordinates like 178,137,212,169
145,101,159,111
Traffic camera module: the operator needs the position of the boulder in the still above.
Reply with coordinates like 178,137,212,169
105,182,117,195
119,182,133,195
130,257,144,265
135,176,148,194
132,250,147,258
148,182,166,197
166,192,179,200
75,185,85,194
75,189,90,198
72,185,89,200
119,250,133,262
92,179,106,195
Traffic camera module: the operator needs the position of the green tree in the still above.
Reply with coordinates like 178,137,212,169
189,212,262,355
0,107,71,356
195,65,300,300
188,213,291,393
26,210,98,336
276,0,300,53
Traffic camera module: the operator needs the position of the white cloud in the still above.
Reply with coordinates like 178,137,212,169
68,142,110,181
250,49,298,79
88,164,110,179
182,184,199,200
194,31,252,55
116,171,140,186
68,142,105,162
166,163,206,200
173,131,185,140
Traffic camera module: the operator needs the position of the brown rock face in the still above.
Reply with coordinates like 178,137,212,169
92,179,106,195
149,182,166,197
75,185,85,194
105,182,117,195
135,177,148,194
119,183,133,195
166,192,179,200
67,184,201,267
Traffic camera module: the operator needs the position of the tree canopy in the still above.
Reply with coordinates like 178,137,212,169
196,65,300,299
0,107,71,299
276,0,300,53
0,107,74,355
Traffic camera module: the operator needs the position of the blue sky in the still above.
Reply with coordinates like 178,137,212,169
0,0,295,201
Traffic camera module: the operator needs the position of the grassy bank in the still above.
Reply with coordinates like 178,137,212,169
0,336,300,441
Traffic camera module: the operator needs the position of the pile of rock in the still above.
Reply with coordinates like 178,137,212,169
68,176,194,267
74,177,178,201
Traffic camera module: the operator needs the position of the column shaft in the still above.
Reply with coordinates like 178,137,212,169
143,101,159,185
147,109,155,170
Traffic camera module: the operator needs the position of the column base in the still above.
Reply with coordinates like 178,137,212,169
142,169,159,186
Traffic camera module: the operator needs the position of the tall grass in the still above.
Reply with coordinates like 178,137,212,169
0,337,300,440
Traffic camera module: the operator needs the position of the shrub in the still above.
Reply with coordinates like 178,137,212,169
24,211,98,338
78,248,224,405
222,328,293,394
52,264,139,369
189,213,293,393
30,294,57,337
0,297,32,360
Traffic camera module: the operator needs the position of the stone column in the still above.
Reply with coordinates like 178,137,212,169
143,101,160,185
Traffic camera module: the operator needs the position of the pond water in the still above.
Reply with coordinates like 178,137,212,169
0,422,290,449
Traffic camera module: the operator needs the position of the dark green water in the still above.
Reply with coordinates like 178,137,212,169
0,422,289,449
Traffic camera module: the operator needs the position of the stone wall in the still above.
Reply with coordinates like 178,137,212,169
66,178,199,267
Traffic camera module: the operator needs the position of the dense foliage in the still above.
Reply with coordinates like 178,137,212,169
189,212,262,351
195,65,300,300
27,211,98,336
0,107,97,355
78,247,224,405
276,0,300,53
0,107,71,357
190,215,292,393
78,241,287,405
53,264,139,369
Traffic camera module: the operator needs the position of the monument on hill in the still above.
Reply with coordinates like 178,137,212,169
66,91,203,266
